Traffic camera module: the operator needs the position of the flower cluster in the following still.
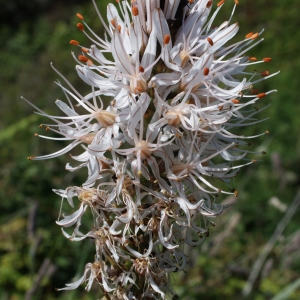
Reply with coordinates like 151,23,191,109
25,0,277,298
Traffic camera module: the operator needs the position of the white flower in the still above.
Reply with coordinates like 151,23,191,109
26,0,278,298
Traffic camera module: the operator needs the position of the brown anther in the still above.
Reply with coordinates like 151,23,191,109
262,151,266,155
39,124,44,128
76,13,84,20
203,67,209,76
263,57,272,63
132,6,139,16
218,105,224,111
206,0,213,7
77,23,84,31
164,34,170,45
234,0,239,4
265,130,269,134
78,55,88,62
257,93,266,98
117,25,121,33
136,87,144,93
27,156,36,160
250,89,259,94
70,40,79,46
81,47,89,53
234,190,239,197
46,126,50,131
250,32,259,39
217,0,225,6
245,32,254,39
248,56,257,61
251,159,257,163
110,20,116,28
207,37,214,46
231,99,240,104
261,71,270,77
139,66,145,73
34,133,38,137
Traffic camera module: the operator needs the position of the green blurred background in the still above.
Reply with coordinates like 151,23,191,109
0,0,299,299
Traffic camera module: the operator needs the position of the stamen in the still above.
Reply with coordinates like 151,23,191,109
207,0,213,8
263,57,272,62
261,71,270,77
164,34,170,45
70,40,79,46
78,55,88,62
76,13,84,20
203,68,210,76
77,23,84,31
248,56,257,61
217,0,225,7
110,20,116,28
257,93,266,98
207,37,214,46
245,32,254,39
132,6,139,16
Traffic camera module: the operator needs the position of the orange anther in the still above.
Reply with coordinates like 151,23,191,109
217,0,225,7
76,13,84,20
261,71,270,77
263,57,272,62
231,99,240,104
206,0,213,7
203,68,209,76
78,55,88,62
110,20,116,28
248,57,257,61
234,0,239,4
245,32,254,39
250,32,259,39
77,23,84,31
132,6,139,16
164,34,170,45
257,93,266,98
81,47,89,53
87,59,93,66
207,37,214,46
139,66,145,73
34,133,39,136
117,25,121,33
70,40,79,46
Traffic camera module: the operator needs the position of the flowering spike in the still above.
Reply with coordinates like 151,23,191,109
24,1,277,298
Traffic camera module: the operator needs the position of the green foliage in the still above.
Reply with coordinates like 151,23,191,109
0,0,299,299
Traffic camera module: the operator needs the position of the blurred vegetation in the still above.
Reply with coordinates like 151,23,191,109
0,0,299,299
